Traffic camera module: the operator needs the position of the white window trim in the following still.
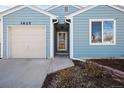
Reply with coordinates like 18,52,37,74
89,19,116,45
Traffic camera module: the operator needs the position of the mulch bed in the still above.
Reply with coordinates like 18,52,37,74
90,59,124,72
42,60,124,88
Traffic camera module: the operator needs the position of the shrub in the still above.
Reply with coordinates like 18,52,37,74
59,69,72,80
84,62,104,78
57,69,74,87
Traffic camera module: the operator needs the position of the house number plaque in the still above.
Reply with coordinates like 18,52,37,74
21,21,31,25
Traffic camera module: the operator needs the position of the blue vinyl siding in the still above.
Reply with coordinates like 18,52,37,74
48,5,79,23
3,7,51,58
73,5,124,58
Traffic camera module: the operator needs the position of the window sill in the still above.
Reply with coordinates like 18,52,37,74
90,43,116,45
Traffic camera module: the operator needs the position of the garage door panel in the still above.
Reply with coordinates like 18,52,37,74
9,25,46,58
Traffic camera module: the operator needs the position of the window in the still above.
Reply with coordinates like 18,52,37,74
92,21,102,43
64,5,69,12
90,19,116,45
103,21,114,43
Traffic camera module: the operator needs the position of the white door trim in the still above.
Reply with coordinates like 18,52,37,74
70,17,73,58
7,25,46,58
57,31,67,51
50,17,54,58
0,17,3,58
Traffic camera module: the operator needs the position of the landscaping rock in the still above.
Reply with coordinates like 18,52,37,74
42,61,124,88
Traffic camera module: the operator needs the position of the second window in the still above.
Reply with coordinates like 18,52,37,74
90,19,116,45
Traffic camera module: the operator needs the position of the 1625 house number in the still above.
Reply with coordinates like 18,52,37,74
21,21,31,25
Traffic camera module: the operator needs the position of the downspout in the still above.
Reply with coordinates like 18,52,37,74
49,16,58,73
52,16,58,58
65,16,71,24
53,16,59,24
65,16,72,58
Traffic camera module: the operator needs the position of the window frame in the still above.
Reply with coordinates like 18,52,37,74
89,19,116,45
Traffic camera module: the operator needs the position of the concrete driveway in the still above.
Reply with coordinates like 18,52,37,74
0,59,50,88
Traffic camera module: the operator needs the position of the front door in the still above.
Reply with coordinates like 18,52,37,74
57,32,67,52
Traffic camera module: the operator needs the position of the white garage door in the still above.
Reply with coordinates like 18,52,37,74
9,25,46,58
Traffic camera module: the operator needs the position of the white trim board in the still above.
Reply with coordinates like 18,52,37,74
66,5,124,19
72,57,124,60
70,17,73,58
0,5,57,19
65,17,73,58
50,17,54,58
46,5,82,11
71,57,86,62
0,17,3,58
51,18,58,58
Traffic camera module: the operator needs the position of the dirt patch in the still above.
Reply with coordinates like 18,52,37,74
42,61,124,88
90,59,124,72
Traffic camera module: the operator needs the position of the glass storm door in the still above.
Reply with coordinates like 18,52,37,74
57,32,67,51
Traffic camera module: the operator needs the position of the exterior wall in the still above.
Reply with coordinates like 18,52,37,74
73,5,124,58
3,7,51,58
48,5,79,23
0,20,1,44
0,20,1,58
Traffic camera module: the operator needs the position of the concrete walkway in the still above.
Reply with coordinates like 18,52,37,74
0,57,74,88
0,59,50,88
48,56,74,73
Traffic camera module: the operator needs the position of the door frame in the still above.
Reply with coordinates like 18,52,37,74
54,23,70,56
57,31,68,51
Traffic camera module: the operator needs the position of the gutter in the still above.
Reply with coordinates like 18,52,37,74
53,16,59,24
65,16,71,24
65,16,73,59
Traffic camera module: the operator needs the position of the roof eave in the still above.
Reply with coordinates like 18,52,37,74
28,5,57,19
46,5,83,11
73,5,83,9
66,5,124,19
66,5,96,19
0,5,57,19
46,5,59,11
